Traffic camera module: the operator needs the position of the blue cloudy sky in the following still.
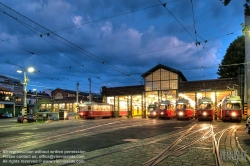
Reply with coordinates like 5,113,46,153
0,0,245,93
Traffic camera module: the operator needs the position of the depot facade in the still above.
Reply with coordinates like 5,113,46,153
101,64,242,118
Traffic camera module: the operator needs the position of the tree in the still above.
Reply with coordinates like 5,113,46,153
221,0,250,15
217,36,245,78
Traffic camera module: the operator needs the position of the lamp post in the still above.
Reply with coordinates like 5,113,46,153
17,67,35,119
33,89,38,113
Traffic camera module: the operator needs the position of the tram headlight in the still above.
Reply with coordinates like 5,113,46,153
179,112,183,116
153,112,156,115
203,112,207,116
232,112,236,117
160,112,164,115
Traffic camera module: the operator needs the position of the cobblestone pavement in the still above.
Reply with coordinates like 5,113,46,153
0,118,250,166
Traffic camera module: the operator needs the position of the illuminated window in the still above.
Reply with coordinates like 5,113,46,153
54,104,58,108
144,68,179,91
161,70,169,80
145,82,152,91
153,81,160,90
47,104,52,109
41,104,46,109
161,81,169,90
0,104,4,108
169,80,178,89
170,72,178,79
153,69,161,81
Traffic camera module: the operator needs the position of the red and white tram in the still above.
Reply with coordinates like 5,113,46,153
197,97,214,121
78,101,114,119
217,95,242,122
176,99,195,120
158,100,175,119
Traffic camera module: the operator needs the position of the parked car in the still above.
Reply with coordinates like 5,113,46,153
4,113,12,118
0,112,12,118
27,114,36,122
17,115,24,123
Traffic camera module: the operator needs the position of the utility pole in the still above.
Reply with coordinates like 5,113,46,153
245,14,250,117
88,78,92,102
76,82,79,111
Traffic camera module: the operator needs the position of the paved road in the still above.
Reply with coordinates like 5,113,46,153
0,117,249,166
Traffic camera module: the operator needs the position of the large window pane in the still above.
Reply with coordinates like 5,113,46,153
170,72,178,79
145,74,152,82
153,81,160,90
145,81,152,91
161,81,169,90
161,69,169,80
169,80,178,89
153,69,161,81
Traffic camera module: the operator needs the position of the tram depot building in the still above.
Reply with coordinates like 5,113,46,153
101,64,243,118
0,64,244,118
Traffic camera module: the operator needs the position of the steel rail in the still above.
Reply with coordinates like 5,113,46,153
141,124,210,166
0,119,160,152
148,127,212,166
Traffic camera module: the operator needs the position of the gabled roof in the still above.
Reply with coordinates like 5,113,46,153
141,64,187,81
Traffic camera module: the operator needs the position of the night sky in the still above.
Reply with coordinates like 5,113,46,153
0,0,245,93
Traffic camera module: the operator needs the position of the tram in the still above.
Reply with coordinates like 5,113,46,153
217,95,242,122
147,104,158,118
158,100,175,119
176,99,195,120
197,97,214,121
78,101,114,119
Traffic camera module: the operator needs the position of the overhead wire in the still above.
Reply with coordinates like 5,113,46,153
0,7,102,80
0,1,244,91
189,0,206,90
157,0,196,41
0,2,131,76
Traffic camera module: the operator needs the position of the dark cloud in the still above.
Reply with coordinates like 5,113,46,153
0,0,245,93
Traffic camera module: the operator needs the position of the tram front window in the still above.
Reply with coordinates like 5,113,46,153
199,104,211,109
232,103,240,109
88,106,91,111
159,105,167,110
177,104,185,110
226,103,232,109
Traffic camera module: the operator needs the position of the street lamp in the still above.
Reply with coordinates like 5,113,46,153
17,67,35,118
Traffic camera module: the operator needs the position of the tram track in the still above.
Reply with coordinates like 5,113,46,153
211,124,230,166
2,118,248,166
24,121,197,166
211,124,250,166
141,123,213,166
142,123,238,166
79,122,246,166
0,119,127,146
22,121,247,166
0,118,171,153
